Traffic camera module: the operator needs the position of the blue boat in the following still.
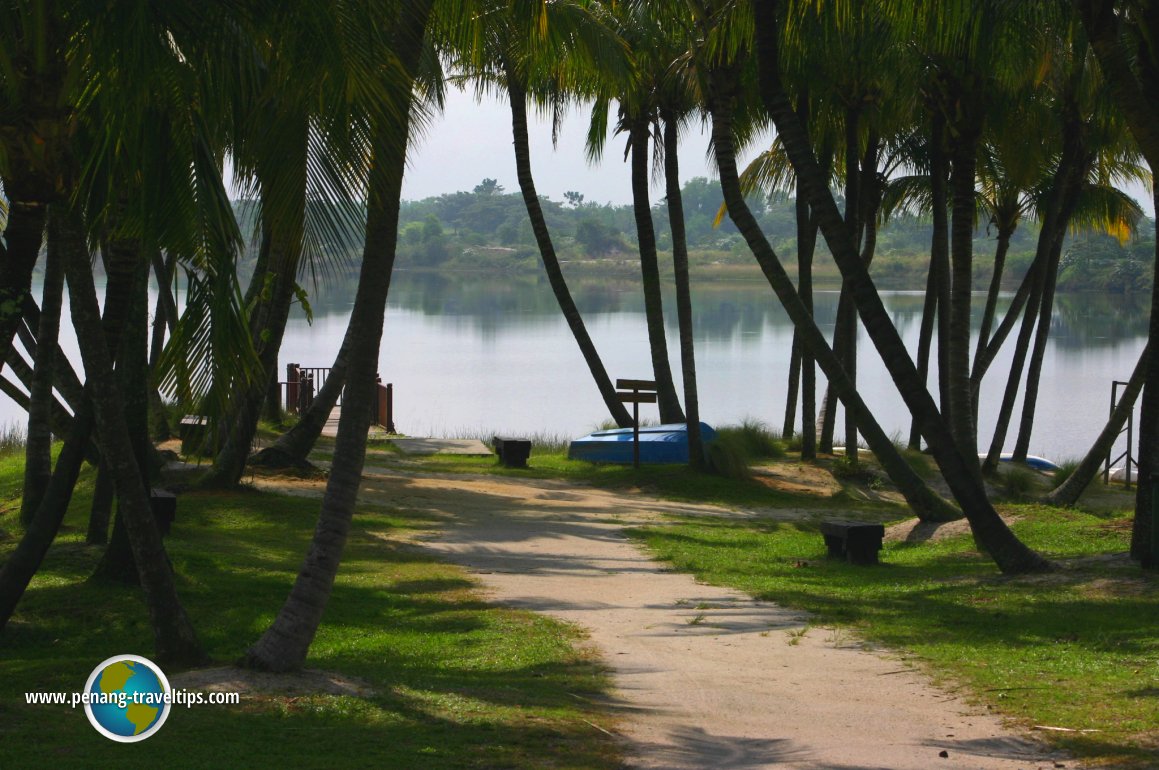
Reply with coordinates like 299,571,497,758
567,422,717,464
979,453,1061,472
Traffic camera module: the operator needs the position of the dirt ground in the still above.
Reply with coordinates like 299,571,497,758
240,464,1074,770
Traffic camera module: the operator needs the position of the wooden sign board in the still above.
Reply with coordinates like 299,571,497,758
616,378,658,391
618,393,657,404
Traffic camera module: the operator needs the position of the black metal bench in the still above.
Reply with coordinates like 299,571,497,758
820,519,885,565
493,436,532,468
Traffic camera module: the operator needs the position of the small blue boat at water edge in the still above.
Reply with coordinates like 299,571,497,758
980,453,1061,472
567,423,717,464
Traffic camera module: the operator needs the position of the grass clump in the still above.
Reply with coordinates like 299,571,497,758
1050,458,1079,490
0,421,25,455
721,418,786,460
1000,464,1043,501
705,432,753,480
630,504,1157,768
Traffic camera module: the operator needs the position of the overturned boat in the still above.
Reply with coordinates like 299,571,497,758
568,422,717,464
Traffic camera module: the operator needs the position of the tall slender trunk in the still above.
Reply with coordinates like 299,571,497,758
91,236,152,583
63,208,204,665
252,337,350,468
708,80,958,524
984,261,1046,472
795,98,818,461
1132,187,1159,563
948,117,981,470
0,197,47,377
929,112,953,425
506,73,632,428
970,249,1043,415
662,113,703,467
629,119,684,423
243,1,433,671
783,332,801,439
1045,344,1148,506
20,209,65,525
208,114,309,486
752,1,1050,571
910,242,939,450
973,223,1014,387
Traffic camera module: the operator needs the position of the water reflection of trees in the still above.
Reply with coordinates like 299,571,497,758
298,271,1148,348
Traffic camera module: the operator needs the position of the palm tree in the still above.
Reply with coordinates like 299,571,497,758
749,0,1050,572
206,3,384,486
455,0,633,428
243,0,436,671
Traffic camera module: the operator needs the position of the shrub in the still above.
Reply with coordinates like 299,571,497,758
717,418,785,460
705,432,753,480
1001,465,1040,501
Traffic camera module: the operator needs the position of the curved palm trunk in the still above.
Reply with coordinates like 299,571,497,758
783,332,801,439
1045,344,1147,506
0,198,47,377
63,210,204,665
972,224,1014,390
662,114,703,467
243,1,432,671
709,86,958,524
507,75,632,428
794,101,819,462
252,309,352,467
1131,188,1159,563
1079,1,1159,563
751,2,1049,570
984,262,1046,472
21,210,65,525
909,254,939,450
970,249,1043,413
92,236,152,583
928,113,953,426
207,115,309,486
630,120,684,423
948,121,982,474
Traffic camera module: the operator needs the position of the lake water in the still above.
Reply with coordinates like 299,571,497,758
4,270,1148,465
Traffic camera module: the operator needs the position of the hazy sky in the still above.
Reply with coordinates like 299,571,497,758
401,87,1155,217
400,87,731,205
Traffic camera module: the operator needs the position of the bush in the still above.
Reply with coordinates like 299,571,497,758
1049,458,1080,490
717,418,785,460
1001,465,1040,501
705,433,753,480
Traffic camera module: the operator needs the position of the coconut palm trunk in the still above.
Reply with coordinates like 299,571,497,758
506,73,632,428
1045,343,1148,506
62,209,204,665
629,119,684,423
252,337,350,468
207,115,309,486
708,83,958,524
662,114,703,466
751,1,1050,571
20,211,65,525
1079,0,1159,563
0,197,47,377
243,1,433,671
908,258,938,450
947,125,982,468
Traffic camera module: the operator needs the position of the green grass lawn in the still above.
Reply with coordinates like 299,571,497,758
0,459,620,769
629,504,1159,768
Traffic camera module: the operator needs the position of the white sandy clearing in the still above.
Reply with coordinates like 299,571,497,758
253,466,1074,770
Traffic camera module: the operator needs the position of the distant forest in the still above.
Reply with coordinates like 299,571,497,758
237,176,1157,293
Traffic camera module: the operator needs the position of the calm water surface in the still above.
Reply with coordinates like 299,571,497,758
5,271,1147,464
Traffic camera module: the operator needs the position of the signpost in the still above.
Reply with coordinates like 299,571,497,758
616,379,658,469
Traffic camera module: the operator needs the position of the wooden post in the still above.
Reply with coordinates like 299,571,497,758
617,379,658,470
286,363,300,414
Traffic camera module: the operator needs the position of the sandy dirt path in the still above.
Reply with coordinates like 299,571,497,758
262,466,1072,770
